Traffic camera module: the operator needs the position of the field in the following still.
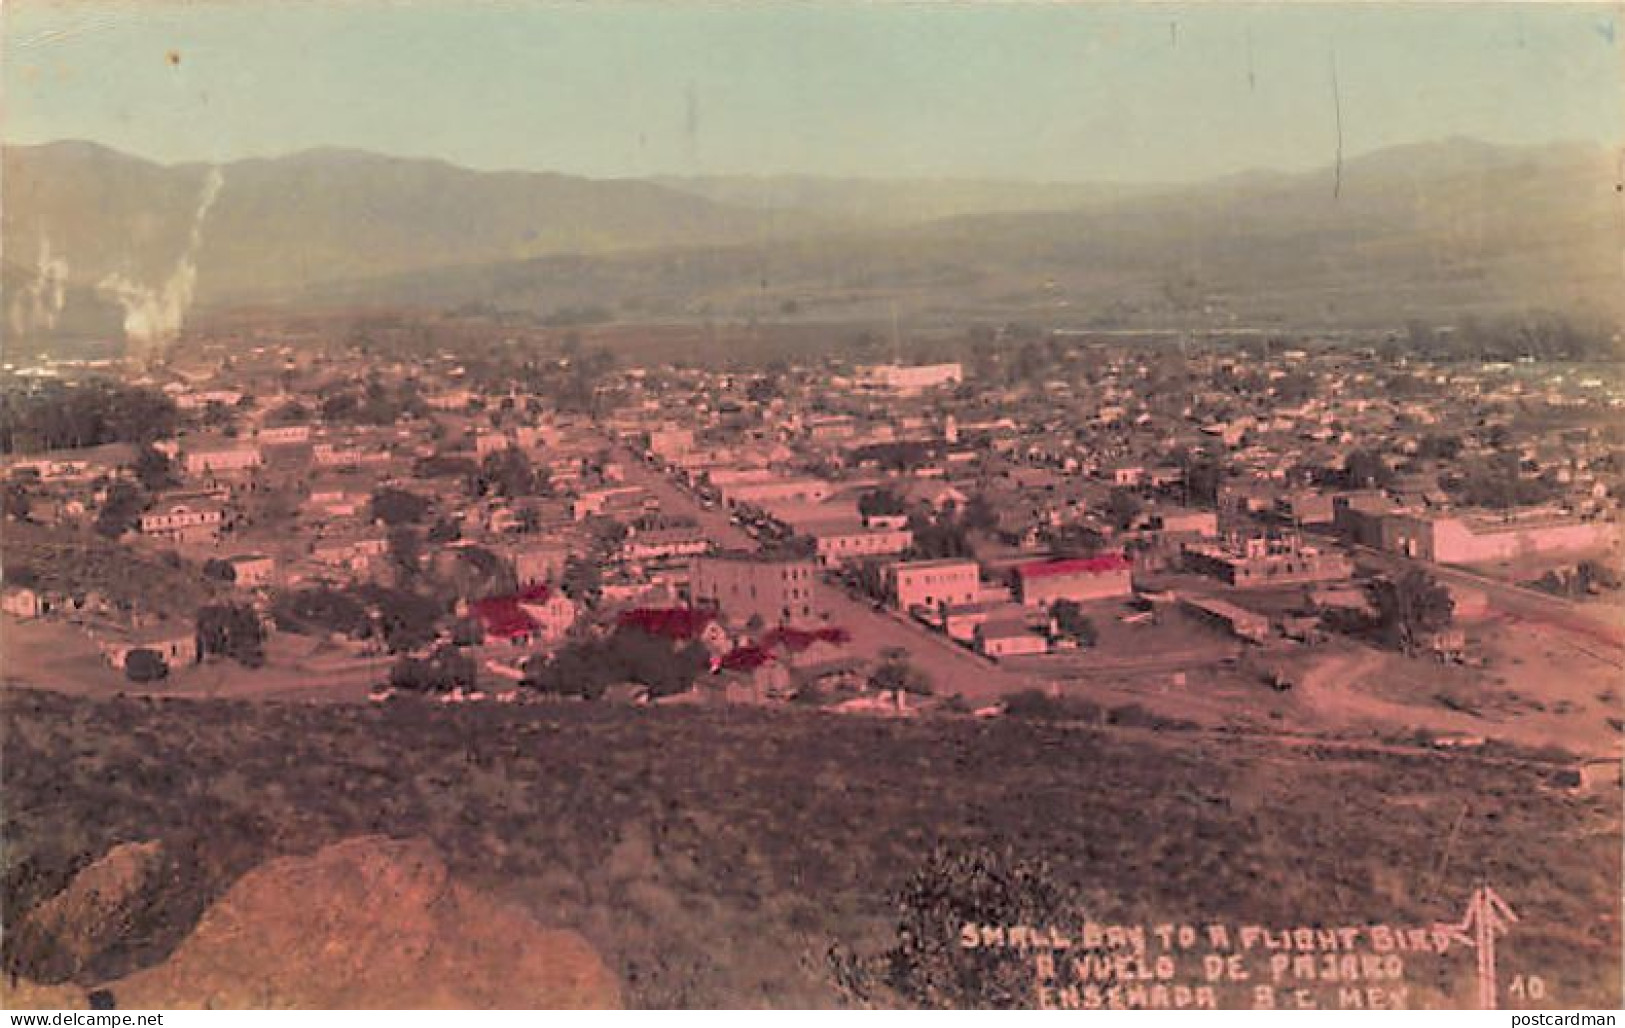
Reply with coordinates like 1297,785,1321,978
2,687,1618,1009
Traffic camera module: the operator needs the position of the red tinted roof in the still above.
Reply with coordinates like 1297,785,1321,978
618,606,717,640
717,645,775,671
760,625,850,652
1016,554,1131,579
471,596,539,639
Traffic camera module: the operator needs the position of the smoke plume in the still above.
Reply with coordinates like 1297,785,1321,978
7,235,70,336
96,165,224,364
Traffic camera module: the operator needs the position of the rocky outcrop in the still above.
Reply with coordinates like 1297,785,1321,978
103,836,620,1009
10,841,168,982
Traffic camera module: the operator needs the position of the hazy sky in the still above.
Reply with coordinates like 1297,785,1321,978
4,2,1621,181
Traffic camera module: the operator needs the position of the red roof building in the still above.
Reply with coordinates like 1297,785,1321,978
1014,553,1133,607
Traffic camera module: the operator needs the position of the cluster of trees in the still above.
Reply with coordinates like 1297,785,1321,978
196,603,266,667
907,511,972,561
465,448,553,500
850,440,941,474
857,488,906,519
269,584,450,654
271,587,372,637
123,648,171,683
1408,313,1622,363
389,644,477,694
0,381,179,454
522,625,710,700
1446,454,1561,510
1369,570,1456,655
1049,600,1098,647
95,481,147,539
317,376,430,426
369,487,432,526
1532,560,1622,598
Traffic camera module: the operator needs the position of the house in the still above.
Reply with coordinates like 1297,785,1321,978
975,619,1050,659
257,424,311,445
856,362,963,394
183,442,262,478
943,600,1030,644
97,624,199,671
802,518,913,568
1,586,48,619
472,584,576,646
621,525,711,563
1182,535,1353,588
226,554,277,588
884,558,981,612
619,606,734,655
1149,506,1218,539
140,499,227,545
1014,554,1133,607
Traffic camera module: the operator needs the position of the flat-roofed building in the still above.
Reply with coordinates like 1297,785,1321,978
857,362,964,394
802,518,913,568
1183,535,1352,588
184,442,262,478
140,499,227,544
885,558,980,612
690,552,818,626
1014,554,1134,607
1380,510,1618,564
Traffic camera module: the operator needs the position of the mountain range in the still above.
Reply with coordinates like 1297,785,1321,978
3,137,1620,349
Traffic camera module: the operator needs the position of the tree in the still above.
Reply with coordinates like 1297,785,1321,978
1344,450,1393,490
94,481,146,539
362,587,445,653
369,487,431,526
3,481,32,522
560,555,603,608
1050,600,1097,647
960,493,998,532
1371,570,1454,655
123,648,169,683
202,558,238,583
870,658,933,698
426,517,462,544
387,526,424,583
859,488,907,519
1183,458,1223,507
131,446,178,492
1105,488,1143,531
390,644,477,694
272,587,370,637
196,603,266,667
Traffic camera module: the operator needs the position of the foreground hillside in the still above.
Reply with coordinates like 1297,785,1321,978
2,688,1618,1008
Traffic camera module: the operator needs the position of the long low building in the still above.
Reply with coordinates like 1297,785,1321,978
800,518,913,568
1014,554,1133,607
1182,536,1352,589
1180,596,1270,643
1380,510,1618,564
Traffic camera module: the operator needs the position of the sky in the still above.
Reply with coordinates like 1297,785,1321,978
3,1,1621,182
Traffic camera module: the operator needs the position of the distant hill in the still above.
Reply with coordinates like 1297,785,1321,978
4,137,1620,348
650,174,1167,225
1,141,819,334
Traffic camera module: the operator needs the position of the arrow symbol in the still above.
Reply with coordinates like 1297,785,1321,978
1432,886,1519,1009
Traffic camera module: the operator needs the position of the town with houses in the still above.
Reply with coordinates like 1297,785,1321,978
3,323,1621,768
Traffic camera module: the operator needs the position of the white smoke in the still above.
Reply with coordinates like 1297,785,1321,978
97,165,224,364
7,235,71,335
